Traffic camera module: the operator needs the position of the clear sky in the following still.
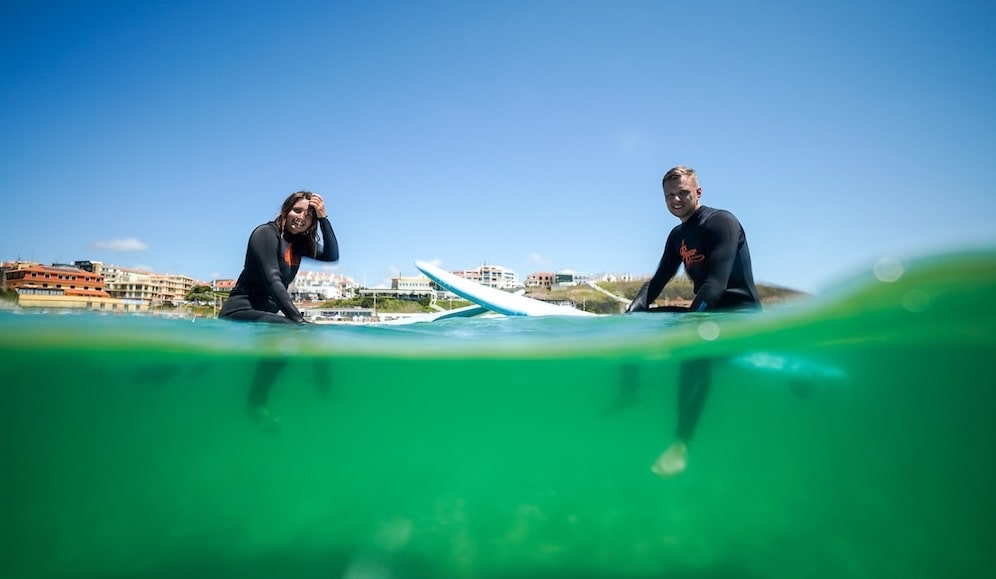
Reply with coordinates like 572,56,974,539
2,0,994,294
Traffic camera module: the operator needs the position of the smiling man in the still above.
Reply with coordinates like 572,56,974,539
626,165,761,477
631,165,760,314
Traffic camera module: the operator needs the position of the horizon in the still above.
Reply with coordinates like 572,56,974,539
2,1,994,295
0,254,673,290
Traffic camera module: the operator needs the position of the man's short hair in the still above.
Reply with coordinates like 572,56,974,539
662,166,698,188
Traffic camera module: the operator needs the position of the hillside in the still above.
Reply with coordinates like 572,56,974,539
314,277,808,315
523,277,808,315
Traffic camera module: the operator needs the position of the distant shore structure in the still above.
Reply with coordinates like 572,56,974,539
2,257,648,314
1,260,148,313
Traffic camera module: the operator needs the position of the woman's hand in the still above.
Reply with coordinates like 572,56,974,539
309,194,328,219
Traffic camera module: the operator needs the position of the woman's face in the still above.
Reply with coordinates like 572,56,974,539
285,197,314,235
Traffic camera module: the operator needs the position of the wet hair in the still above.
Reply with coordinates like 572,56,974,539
274,190,319,258
662,165,699,189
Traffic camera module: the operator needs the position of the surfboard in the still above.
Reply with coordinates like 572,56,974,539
414,260,596,317
375,302,492,325
413,260,848,382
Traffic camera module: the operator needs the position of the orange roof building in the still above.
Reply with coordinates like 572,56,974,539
3,263,148,313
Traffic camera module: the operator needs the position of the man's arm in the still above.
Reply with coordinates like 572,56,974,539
628,232,681,312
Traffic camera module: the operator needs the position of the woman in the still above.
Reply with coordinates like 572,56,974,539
220,191,339,324
219,191,340,430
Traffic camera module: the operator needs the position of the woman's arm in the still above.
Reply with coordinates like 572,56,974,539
315,217,340,262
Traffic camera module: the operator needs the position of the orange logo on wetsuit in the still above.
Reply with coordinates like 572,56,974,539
680,240,705,268
283,245,301,268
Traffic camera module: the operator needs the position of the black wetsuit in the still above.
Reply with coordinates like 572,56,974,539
220,217,339,324
629,205,760,442
637,205,760,313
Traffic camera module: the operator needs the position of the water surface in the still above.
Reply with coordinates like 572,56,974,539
2,250,994,578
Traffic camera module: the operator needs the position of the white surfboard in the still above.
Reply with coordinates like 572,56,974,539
414,260,847,382
374,302,492,325
415,260,595,317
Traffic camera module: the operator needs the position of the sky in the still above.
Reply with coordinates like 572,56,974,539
2,0,994,294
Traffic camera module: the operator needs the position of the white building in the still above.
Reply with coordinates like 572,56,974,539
594,272,644,283
452,264,521,289
552,269,593,288
103,266,157,304
289,270,352,300
102,265,196,306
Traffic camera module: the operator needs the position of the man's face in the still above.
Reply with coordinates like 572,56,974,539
663,175,701,222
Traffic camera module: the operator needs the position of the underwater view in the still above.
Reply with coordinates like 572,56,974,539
1,250,994,579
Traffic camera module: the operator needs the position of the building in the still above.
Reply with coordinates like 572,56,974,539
289,270,347,301
552,269,591,288
358,275,436,301
394,275,433,293
101,266,196,307
151,272,196,306
72,260,104,276
452,264,521,289
300,306,377,323
212,279,236,293
2,262,148,313
593,272,643,283
4,262,107,298
1,260,39,290
525,272,555,288
103,266,157,304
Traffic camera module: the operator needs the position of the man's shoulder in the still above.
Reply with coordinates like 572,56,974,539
700,206,741,225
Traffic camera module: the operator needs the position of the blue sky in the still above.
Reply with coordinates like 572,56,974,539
2,0,994,294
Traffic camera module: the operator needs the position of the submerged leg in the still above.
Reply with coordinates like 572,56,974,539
788,379,814,399
653,358,712,478
603,362,641,415
247,358,288,432
675,358,712,441
314,359,333,399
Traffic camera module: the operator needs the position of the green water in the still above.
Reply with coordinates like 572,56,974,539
1,251,994,578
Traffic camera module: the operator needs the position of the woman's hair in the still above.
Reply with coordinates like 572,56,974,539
275,190,319,258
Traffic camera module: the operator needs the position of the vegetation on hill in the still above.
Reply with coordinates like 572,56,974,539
185,285,217,304
0,288,17,304
523,277,808,315
315,295,474,313
605,277,809,306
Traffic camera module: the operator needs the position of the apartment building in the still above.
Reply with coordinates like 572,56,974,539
452,264,521,289
2,261,148,312
288,270,346,300
151,272,197,306
102,265,197,306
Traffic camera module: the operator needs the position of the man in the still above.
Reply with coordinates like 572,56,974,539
627,165,760,477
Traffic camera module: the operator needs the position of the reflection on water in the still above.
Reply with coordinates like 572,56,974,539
1,250,994,578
